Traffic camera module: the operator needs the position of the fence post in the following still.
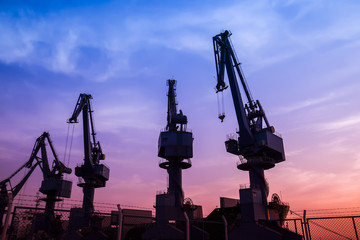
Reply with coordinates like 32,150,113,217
293,219,298,234
183,211,190,240
117,204,123,240
1,192,13,240
303,210,310,240
306,218,312,240
353,217,359,240
222,215,228,240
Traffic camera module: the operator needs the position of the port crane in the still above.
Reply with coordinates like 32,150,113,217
0,132,72,230
157,79,193,221
68,93,109,226
213,30,285,219
144,79,207,240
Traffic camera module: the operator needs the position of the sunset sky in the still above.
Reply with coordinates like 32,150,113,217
1,0,360,216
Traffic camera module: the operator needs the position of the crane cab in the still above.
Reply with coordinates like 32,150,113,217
39,179,72,198
158,131,193,159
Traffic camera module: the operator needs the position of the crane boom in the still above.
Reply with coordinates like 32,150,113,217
29,132,72,179
213,31,254,148
0,162,39,200
68,94,105,167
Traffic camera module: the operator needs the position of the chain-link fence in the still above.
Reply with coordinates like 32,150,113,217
7,206,71,240
6,206,154,240
306,216,360,240
282,218,305,237
281,216,360,240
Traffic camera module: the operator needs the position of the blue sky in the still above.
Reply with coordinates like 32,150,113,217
1,0,360,215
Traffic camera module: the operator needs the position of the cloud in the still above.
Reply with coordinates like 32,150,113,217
273,93,335,114
270,165,360,209
0,1,293,81
321,114,360,132
354,154,360,170
97,104,161,132
2,0,359,83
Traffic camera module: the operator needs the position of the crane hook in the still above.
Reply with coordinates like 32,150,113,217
218,114,225,122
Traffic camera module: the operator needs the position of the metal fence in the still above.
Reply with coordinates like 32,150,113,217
282,218,304,237
4,206,360,240
282,216,360,240
8,206,72,240
6,206,154,240
306,216,360,240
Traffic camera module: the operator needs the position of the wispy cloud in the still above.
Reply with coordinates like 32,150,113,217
321,114,360,131
270,165,360,209
1,0,360,82
274,93,336,114
354,154,360,170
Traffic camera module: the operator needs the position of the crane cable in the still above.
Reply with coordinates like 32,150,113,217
63,124,70,165
16,169,28,205
217,90,226,121
63,123,75,180
67,124,75,168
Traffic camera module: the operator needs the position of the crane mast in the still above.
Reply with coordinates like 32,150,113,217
68,93,109,226
213,30,285,220
166,80,187,132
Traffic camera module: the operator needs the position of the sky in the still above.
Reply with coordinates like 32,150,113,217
1,0,360,217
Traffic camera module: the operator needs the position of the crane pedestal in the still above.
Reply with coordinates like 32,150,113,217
156,158,191,222
32,179,72,234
